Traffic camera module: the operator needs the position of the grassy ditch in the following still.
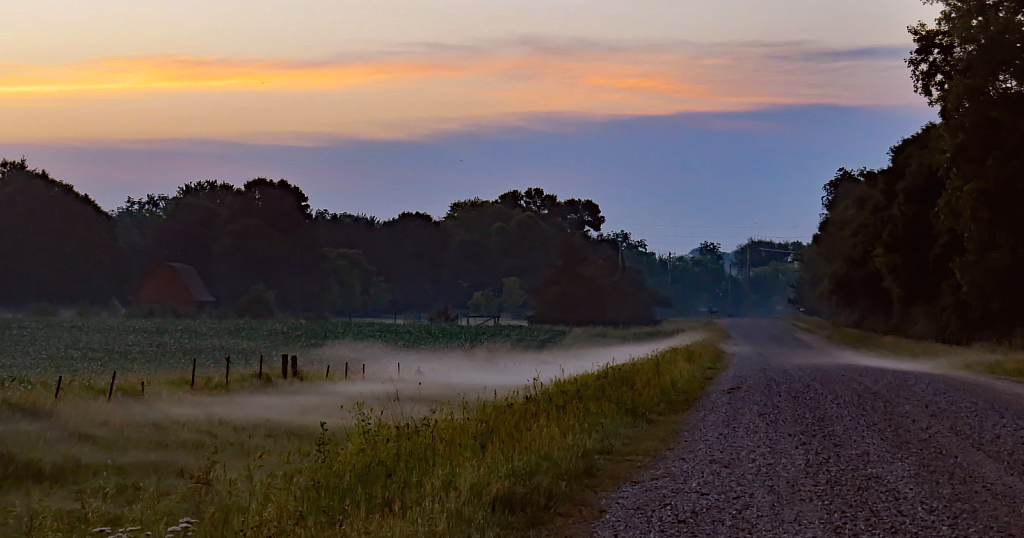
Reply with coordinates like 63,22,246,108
3,331,725,538
789,315,1024,381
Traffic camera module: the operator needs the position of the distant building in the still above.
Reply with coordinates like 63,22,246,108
131,263,216,310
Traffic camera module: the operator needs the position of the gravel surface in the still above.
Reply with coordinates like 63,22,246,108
593,318,1024,537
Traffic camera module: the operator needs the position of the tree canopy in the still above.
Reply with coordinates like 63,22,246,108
795,0,1024,342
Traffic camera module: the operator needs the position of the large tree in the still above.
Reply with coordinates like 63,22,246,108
0,159,124,306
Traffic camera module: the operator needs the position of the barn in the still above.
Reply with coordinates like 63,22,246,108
131,263,216,310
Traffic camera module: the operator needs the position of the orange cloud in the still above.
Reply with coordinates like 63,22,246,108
0,57,464,95
0,42,921,142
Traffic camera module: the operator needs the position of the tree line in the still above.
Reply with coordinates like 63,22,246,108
0,157,801,324
795,0,1024,343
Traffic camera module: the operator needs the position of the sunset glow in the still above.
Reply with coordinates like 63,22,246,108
1,42,921,142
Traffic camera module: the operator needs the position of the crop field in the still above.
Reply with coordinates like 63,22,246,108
0,318,569,378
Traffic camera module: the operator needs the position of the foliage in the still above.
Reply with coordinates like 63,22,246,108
468,289,500,315
500,277,527,317
234,284,276,319
1,156,805,322
529,236,659,326
427,304,460,324
0,159,124,307
795,1,1024,342
1,164,638,325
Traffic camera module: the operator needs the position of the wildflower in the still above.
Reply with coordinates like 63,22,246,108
92,528,112,534
167,526,181,532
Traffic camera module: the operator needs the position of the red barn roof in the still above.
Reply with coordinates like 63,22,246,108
131,263,215,307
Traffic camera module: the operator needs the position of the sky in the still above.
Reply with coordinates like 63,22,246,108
1,0,942,252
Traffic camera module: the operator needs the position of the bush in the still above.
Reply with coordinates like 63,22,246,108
428,303,459,324
235,284,276,319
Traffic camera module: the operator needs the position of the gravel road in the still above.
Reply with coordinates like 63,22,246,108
593,318,1024,537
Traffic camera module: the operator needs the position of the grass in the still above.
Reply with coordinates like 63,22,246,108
789,314,1024,381
555,319,703,347
1,327,726,538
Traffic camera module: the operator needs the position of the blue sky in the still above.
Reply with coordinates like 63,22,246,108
0,0,942,252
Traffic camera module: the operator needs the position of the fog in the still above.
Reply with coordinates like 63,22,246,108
152,331,705,426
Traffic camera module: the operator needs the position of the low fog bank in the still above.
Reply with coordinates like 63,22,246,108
153,330,706,426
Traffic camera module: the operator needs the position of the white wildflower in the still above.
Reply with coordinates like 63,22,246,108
92,528,112,534
167,526,181,532
126,527,141,532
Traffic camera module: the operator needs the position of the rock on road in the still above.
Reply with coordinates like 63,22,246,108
594,319,1024,537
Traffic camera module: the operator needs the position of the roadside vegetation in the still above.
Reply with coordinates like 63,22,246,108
790,315,1024,381
1,329,725,537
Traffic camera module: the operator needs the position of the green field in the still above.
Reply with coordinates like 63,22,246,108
0,318,569,378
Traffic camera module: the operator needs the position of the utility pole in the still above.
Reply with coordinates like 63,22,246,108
746,245,751,291
667,252,673,285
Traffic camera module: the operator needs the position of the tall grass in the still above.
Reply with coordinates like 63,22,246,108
7,335,723,537
790,314,1024,381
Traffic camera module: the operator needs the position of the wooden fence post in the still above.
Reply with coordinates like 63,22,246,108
141,380,145,396
291,355,298,378
225,355,231,388
345,362,349,379
191,358,197,389
258,355,264,379
54,375,62,399
282,354,289,380
107,371,117,402
326,364,331,379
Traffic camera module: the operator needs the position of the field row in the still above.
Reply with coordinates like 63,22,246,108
0,318,569,377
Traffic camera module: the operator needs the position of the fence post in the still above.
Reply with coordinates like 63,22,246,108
107,371,117,402
54,375,62,399
345,362,348,379
225,355,231,388
326,364,331,379
362,363,365,379
191,358,197,389
259,355,264,379
291,355,298,378
282,354,289,380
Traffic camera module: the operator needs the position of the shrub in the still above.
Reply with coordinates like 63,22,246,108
235,284,276,319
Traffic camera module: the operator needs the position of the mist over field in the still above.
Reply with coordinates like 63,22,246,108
7,0,1024,537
